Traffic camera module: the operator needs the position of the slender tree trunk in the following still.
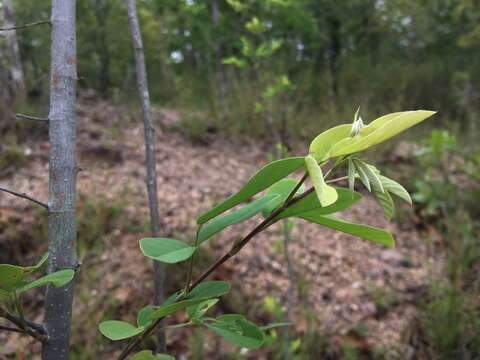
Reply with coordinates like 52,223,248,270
42,1,78,359
2,0,26,103
125,0,166,352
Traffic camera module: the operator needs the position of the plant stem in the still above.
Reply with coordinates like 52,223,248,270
119,161,345,359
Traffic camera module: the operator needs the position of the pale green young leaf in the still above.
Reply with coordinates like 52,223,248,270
275,188,361,221
98,320,144,341
353,160,371,191
187,299,219,319
298,212,395,247
360,162,384,193
374,189,394,220
348,158,356,192
206,318,264,349
198,194,279,244
197,157,305,225
308,124,352,162
139,238,196,264
131,350,175,360
305,155,338,206
379,175,412,204
19,269,75,294
329,110,436,157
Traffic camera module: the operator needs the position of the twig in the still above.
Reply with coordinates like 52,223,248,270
0,325,23,333
119,161,345,359
16,113,49,123
0,310,48,342
0,20,51,32
0,187,49,210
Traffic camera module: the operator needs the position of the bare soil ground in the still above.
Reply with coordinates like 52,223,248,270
0,98,442,359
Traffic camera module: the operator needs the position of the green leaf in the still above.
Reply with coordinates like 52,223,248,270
353,159,371,191
19,269,74,294
305,155,338,206
187,299,219,319
348,159,356,192
329,111,436,158
0,253,49,291
222,56,247,69
140,238,196,264
309,124,352,162
149,298,209,320
298,212,395,247
206,318,264,349
374,189,394,220
379,175,412,204
131,351,175,360
188,281,231,300
262,178,303,217
198,194,279,244
216,314,246,322
137,305,156,327
197,157,305,225
275,188,361,221
98,320,144,341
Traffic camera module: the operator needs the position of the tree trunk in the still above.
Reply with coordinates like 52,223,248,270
42,1,78,359
2,0,26,103
125,0,166,352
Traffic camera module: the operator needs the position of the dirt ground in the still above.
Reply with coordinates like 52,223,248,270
0,98,442,359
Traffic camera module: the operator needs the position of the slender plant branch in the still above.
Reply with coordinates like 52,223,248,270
0,309,48,343
16,113,49,123
0,187,49,210
119,162,344,359
326,175,348,184
0,324,23,333
0,20,51,31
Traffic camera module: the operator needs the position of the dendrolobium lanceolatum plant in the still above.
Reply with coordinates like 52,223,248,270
94,109,436,359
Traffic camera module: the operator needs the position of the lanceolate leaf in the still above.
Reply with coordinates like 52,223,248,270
309,124,352,162
379,175,412,204
353,159,371,191
274,188,361,221
328,111,436,158
98,320,144,341
198,194,279,244
262,178,303,217
19,269,75,294
358,161,384,193
206,318,265,349
149,298,209,320
197,157,305,225
298,212,395,247
305,155,338,206
187,281,231,300
348,158,356,192
187,299,219,319
140,238,196,264
374,189,394,220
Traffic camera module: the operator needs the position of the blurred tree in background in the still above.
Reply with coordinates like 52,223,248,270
6,0,479,138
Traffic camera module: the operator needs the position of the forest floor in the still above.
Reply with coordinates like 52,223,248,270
0,97,443,359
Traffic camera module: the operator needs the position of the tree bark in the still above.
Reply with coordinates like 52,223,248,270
125,0,166,352
2,0,26,103
42,1,78,359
